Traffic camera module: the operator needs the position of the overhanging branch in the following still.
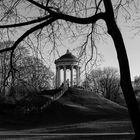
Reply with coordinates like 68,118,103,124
0,15,51,28
0,17,57,54
56,12,105,25
27,0,53,14
27,0,106,24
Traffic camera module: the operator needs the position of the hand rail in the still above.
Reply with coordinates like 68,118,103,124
41,84,68,110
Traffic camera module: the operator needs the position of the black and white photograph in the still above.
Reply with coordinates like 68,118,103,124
0,0,140,140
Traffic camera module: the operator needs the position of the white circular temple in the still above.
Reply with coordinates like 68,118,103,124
55,50,80,88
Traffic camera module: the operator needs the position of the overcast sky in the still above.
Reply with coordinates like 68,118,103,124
50,19,140,80
2,1,139,80
44,20,140,81
97,13,140,80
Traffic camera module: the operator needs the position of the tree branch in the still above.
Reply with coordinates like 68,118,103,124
0,15,51,28
27,0,105,24
27,0,53,14
0,17,57,54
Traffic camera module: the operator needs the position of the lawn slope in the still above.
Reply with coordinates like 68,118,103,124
0,87,129,128
46,87,129,123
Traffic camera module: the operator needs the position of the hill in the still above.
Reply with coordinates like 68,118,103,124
43,87,129,123
0,87,130,128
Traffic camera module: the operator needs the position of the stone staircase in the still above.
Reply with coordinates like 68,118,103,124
40,84,68,111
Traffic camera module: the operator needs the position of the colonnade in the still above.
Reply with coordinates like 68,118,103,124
56,65,80,88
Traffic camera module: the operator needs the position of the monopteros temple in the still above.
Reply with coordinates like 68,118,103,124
55,50,80,88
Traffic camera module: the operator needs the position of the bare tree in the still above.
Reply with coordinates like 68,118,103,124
0,41,30,96
16,56,54,91
0,0,140,138
86,67,121,102
134,76,140,88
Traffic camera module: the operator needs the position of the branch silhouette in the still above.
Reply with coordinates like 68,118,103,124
0,17,56,54
0,15,51,28
27,0,105,24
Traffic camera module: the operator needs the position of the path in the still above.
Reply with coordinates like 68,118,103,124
0,133,135,140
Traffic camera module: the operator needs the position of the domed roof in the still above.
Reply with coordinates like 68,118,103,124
55,50,78,64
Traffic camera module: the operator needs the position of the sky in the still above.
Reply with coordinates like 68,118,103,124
97,19,140,80
21,1,140,81
97,3,140,80
48,19,140,81
42,3,140,81
1,0,140,81
123,33,140,79
95,29,139,80
45,25,140,81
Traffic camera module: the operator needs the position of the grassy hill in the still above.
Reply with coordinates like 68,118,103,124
42,87,129,123
0,87,130,128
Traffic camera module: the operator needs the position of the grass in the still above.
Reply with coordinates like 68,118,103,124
0,120,134,139
0,135,135,140
0,87,135,139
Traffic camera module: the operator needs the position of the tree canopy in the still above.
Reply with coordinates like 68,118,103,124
0,0,138,69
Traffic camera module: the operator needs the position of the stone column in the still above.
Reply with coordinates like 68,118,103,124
78,67,80,82
64,66,66,85
76,66,78,86
58,67,61,87
76,66,80,86
55,66,58,88
71,65,73,86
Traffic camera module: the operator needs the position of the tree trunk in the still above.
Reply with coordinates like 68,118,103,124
108,20,140,138
103,0,140,138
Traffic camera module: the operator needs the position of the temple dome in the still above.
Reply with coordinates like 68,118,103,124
55,50,78,64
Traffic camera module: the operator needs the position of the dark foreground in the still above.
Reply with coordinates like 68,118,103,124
0,120,135,140
0,88,136,139
0,133,135,140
